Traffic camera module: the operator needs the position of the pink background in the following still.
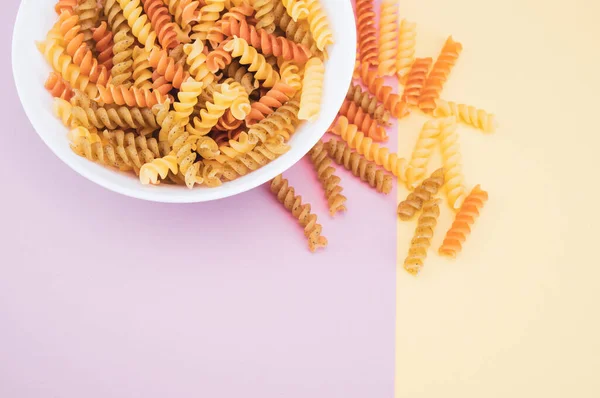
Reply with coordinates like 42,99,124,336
1,0,397,397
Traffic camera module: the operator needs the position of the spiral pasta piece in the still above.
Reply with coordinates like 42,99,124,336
221,78,251,120
439,185,488,258
215,115,244,135
132,47,153,89
397,168,445,221
149,46,190,88
273,1,316,52
207,3,254,48
252,0,276,33
377,0,398,76
217,131,256,162
406,120,441,187
330,116,409,181
92,22,114,71
438,116,467,210
96,84,169,107
142,0,180,49
183,40,217,86
53,98,75,127
70,103,159,131
55,0,77,15
111,29,135,86
151,70,173,94
346,84,390,125
304,0,333,52
221,18,311,63
68,125,102,145
219,136,284,178
172,78,205,124
36,40,98,98
298,57,323,122
358,62,408,118
58,12,111,85
404,199,441,275
223,37,280,87
433,99,497,133
164,0,201,29
270,174,328,252
191,0,226,41
326,139,392,194
82,129,161,174
338,100,387,142
282,0,309,22
401,57,432,106
246,82,295,124
139,155,179,184
224,60,260,94
167,126,207,187
205,40,233,72
396,19,417,82
118,0,158,51
247,99,300,144
46,72,74,101
74,0,99,48
186,82,238,136
355,0,377,65
105,0,130,33
308,140,347,216
70,138,132,172
419,36,463,112
277,59,302,91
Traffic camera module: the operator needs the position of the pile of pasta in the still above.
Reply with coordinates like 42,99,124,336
271,0,495,268
41,0,333,187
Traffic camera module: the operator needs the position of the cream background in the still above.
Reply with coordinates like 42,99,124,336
395,0,600,397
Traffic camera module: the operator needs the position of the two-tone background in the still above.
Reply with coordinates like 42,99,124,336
2,0,599,397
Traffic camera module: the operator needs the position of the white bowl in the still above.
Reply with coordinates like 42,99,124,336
12,0,356,203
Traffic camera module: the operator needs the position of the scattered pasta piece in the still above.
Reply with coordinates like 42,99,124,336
339,100,388,142
396,19,417,83
438,116,467,210
326,139,393,195
433,99,497,133
419,36,463,112
308,140,347,216
270,174,328,252
401,57,432,106
397,168,445,221
404,199,441,275
406,120,441,188
439,185,488,258
346,84,390,125
377,0,399,76
355,0,378,65
358,62,409,118
330,116,409,182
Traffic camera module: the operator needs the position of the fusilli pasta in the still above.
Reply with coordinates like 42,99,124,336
397,168,445,221
404,198,441,275
439,185,488,258
270,174,328,252
308,140,347,216
326,139,392,195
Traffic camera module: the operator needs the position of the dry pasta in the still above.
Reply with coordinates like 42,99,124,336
397,168,445,221
404,198,441,275
308,140,347,216
433,99,497,133
439,185,488,258
270,174,328,252
326,139,393,195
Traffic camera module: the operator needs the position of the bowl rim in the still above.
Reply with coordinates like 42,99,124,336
11,0,356,203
